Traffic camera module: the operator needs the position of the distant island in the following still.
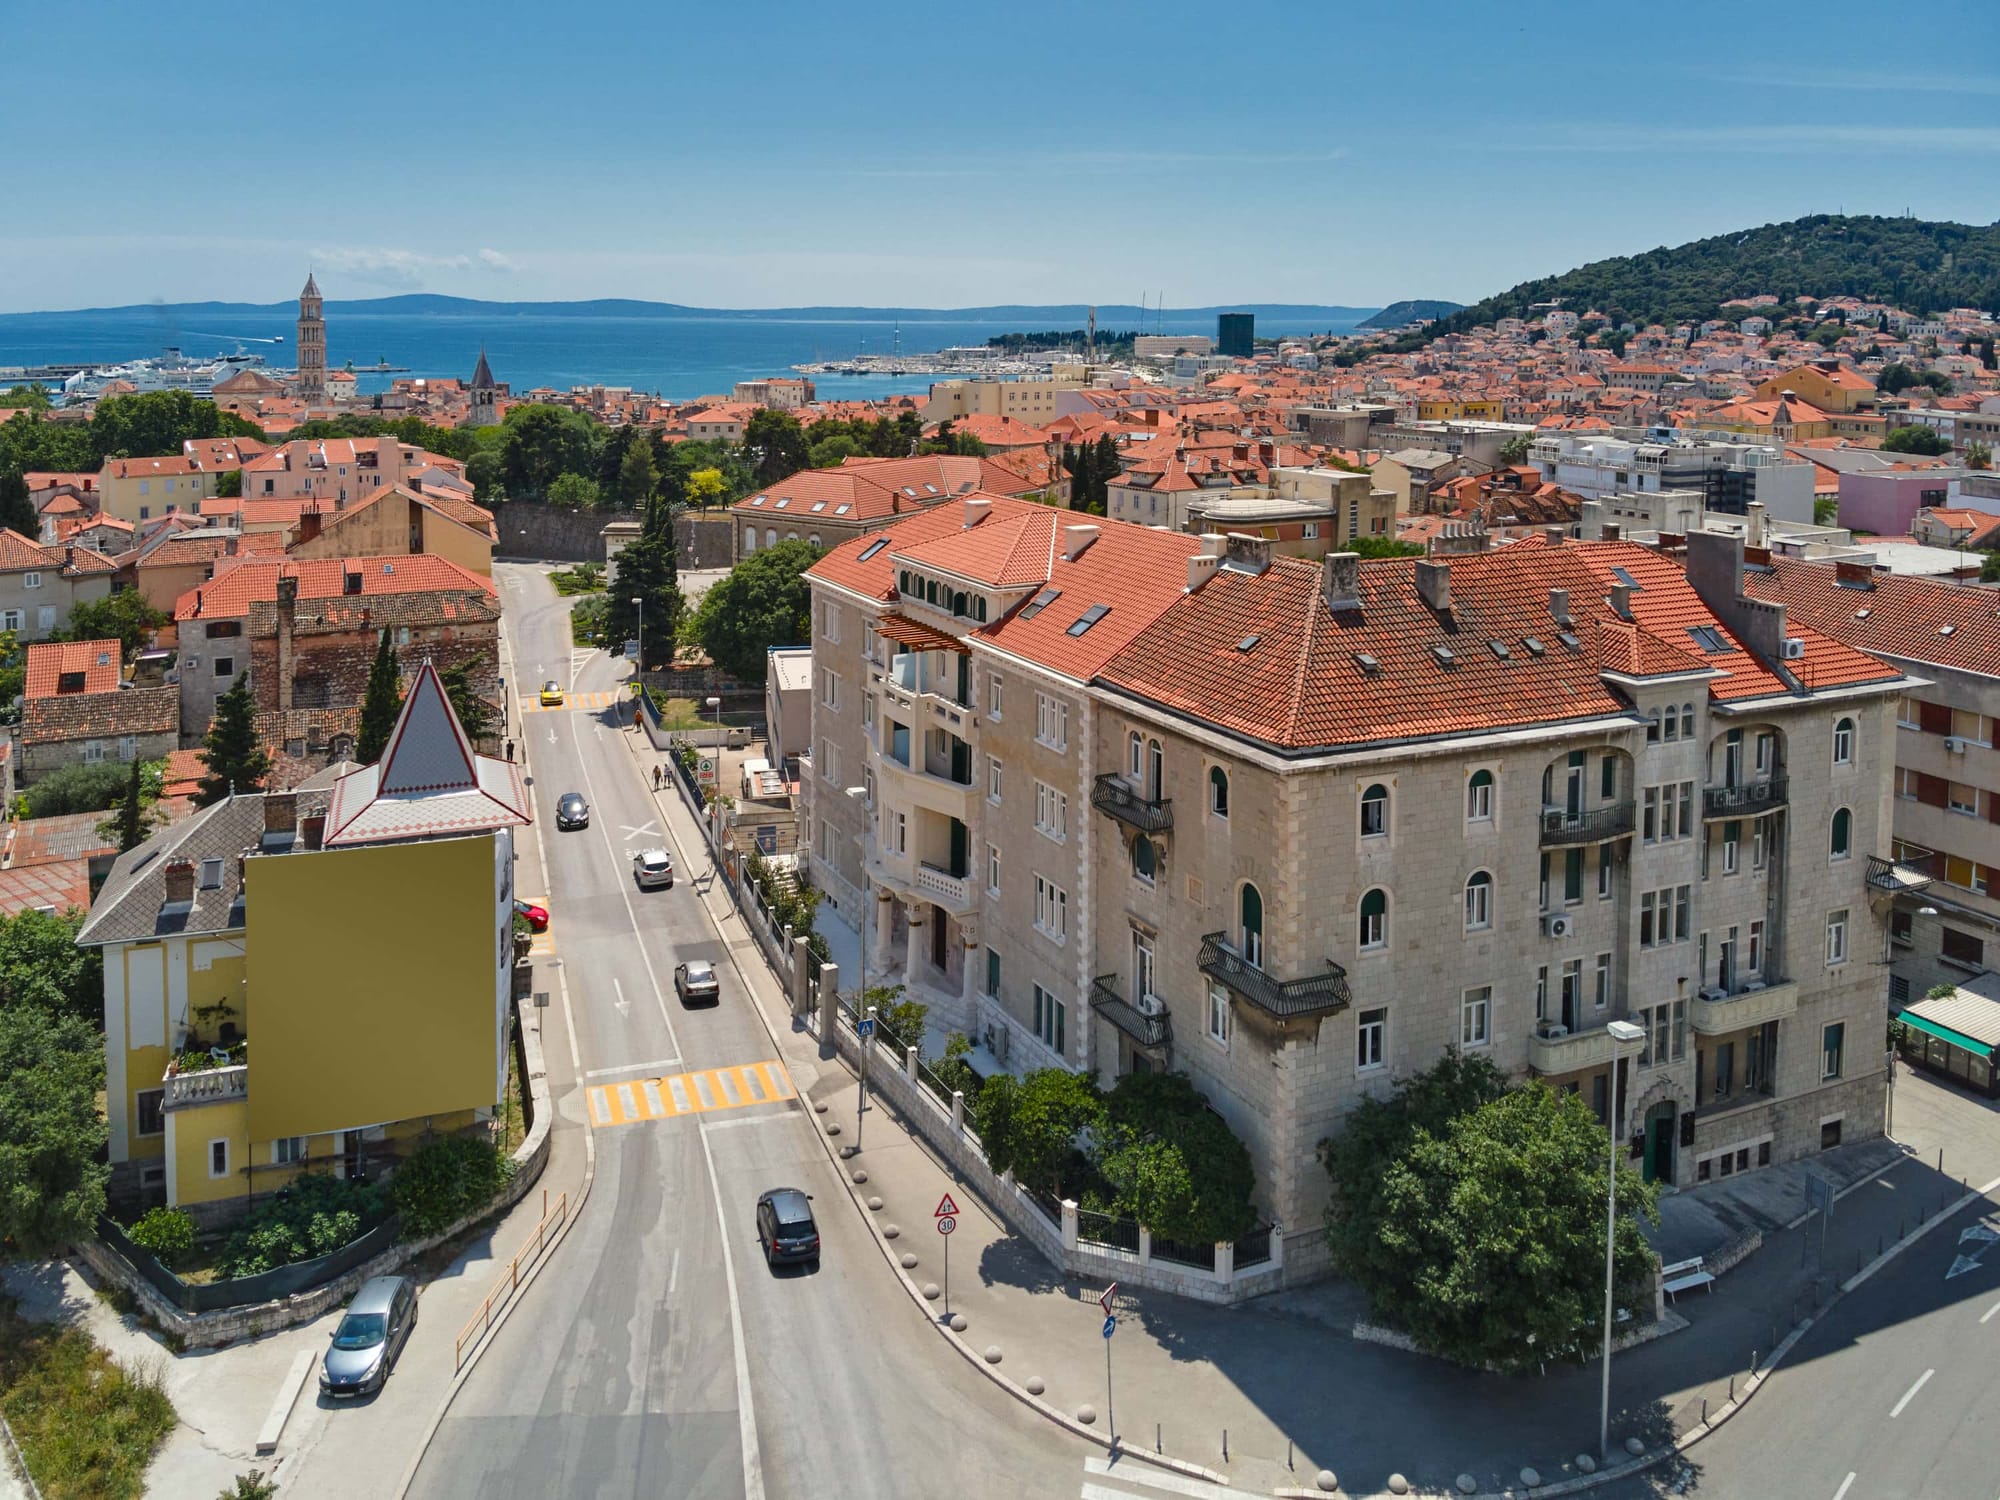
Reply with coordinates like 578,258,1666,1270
0,295,1383,325
1356,299,1464,330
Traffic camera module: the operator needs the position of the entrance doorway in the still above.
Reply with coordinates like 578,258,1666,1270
930,904,948,970
1644,1101,1678,1185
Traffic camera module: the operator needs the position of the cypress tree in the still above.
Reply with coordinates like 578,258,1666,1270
195,672,271,807
112,757,146,851
355,629,402,765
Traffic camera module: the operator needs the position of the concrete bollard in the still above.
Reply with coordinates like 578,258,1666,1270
951,1089,965,1133
1061,1199,1080,1252
905,1044,919,1082
817,962,839,1042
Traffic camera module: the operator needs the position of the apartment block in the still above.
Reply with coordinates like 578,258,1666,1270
1530,431,1815,523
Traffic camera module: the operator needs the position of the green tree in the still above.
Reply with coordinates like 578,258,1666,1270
355,631,402,766
0,908,102,1028
195,672,270,806
1882,424,1952,456
440,661,494,744
617,437,659,509
1982,551,2000,583
546,471,601,510
215,468,243,498
1100,1071,1256,1243
1814,497,1840,526
465,449,505,503
1322,1053,1658,1372
0,1002,108,1255
0,471,34,537
605,497,684,671
49,589,167,659
1348,536,1425,559
500,404,600,501
972,1068,1103,1197
685,467,727,510
0,384,52,411
1498,433,1534,464
109,757,146,852
1979,336,1997,372
88,389,259,460
691,538,818,682
810,434,862,469
1963,441,1992,472
22,761,130,818
744,409,810,488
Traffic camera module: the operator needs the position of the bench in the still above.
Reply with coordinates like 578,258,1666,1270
1662,1256,1716,1301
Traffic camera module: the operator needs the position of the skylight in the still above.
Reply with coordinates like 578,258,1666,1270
1019,587,1063,620
750,496,766,506
835,504,851,515
1353,652,1381,675
1941,624,1957,636
1854,607,1872,619
1557,631,1582,651
1066,605,1111,637
1686,625,1730,653
774,498,790,509
858,539,890,562
1610,566,1643,590
1522,636,1546,657
810,501,826,512
1237,634,1261,652
1430,644,1457,668
1488,640,1511,659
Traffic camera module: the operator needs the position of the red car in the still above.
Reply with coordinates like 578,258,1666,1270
513,898,549,932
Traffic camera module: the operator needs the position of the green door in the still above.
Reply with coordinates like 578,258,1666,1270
1644,1101,1677,1185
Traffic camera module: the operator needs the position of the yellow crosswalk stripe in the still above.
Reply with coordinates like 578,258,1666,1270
519,691,623,714
528,931,556,958
584,1060,794,1130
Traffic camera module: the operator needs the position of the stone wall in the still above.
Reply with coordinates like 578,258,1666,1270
493,501,734,569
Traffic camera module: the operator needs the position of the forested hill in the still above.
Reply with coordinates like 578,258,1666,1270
1357,299,1463,330
1428,215,2000,340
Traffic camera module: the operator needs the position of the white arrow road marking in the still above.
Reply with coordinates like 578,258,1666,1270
1949,1221,2000,1279
1830,1478,1855,1500
620,822,661,841
612,978,631,1016
1890,1367,1934,1417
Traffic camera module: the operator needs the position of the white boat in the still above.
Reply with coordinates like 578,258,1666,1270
63,347,269,400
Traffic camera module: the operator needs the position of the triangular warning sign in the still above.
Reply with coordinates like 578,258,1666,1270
935,1192,960,1218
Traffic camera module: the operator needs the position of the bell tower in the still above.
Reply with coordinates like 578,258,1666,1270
296,273,327,404
467,345,498,428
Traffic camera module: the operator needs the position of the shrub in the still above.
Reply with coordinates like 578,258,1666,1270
215,1173,385,1278
971,1068,1104,1197
23,761,131,818
1101,1071,1258,1244
391,1134,512,1238
126,1207,196,1268
218,1473,279,1500
0,1295,176,1500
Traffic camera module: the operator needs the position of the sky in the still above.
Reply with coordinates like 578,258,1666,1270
4,0,1998,314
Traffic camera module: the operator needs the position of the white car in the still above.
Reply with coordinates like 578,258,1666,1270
632,848,674,889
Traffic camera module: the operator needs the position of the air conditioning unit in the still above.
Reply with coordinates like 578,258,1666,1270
1945,736,1971,754
1536,1021,1570,1040
1781,638,1806,660
1701,986,1728,1002
993,1026,1010,1063
1742,980,1767,993
1542,912,1575,939
1136,994,1163,1018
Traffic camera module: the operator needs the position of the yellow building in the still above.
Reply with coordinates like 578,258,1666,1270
284,483,496,578
79,662,530,1216
1752,362,1878,416
98,455,225,525
922,368,1085,425
1416,397,1506,422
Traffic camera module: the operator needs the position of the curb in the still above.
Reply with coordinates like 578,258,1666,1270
619,721,1231,1490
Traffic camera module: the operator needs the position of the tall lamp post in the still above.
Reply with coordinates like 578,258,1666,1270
632,594,644,676
1600,1018,1648,1462
705,695,723,854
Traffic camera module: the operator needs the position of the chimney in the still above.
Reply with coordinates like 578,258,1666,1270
1221,532,1271,575
1610,582,1634,619
1602,522,1622,542
300,813,326,850
63,545,75,572
297,507,322,545
276,573,298,607
1549,587,1571,625
1062,524,1099,561
1746,500,1767,547
162,859,196,907
264,790,298,837
963,496,991,528
1544,525,1565,546
1321,551,1361,611
1834,558,1875,590
225,536,239,557
1414,558,1452,613
1187,551,1223,592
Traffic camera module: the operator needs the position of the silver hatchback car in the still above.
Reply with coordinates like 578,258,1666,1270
321,1275,417,1398
632,848,674,889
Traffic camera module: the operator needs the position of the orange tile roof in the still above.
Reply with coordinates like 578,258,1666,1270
25,639,121,698
1746,555,2000,678
174,554,497,620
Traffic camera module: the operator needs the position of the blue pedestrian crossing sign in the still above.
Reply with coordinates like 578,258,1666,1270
857,1018,875,1038
1102,1314,1116,1339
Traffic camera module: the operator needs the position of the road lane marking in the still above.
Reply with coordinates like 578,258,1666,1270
612,977,630,1016
1084,1455,1239,1498
584,1056,681,1078
582,1061,794,1128
1982,1298,2000,1324
668,1248,679,1298
1831,1475,1854,1500
1890,1367,1934,1417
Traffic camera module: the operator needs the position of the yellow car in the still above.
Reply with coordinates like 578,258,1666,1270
539,680,564,707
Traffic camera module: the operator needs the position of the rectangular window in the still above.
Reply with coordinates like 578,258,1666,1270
1942,927,1985,969
1640,890,1656,947
1675,884,1691,942
986,672,1002,718
1822,1119,1843,1150
987,757,1003,803
1598,849,1613,899
1642,785,1658,842
1950,783,1979,816
1356,1007,1387,1070
20,571,39,589
1034,781,1067,841
1825,909,1848,966
1752,821,1767,871
1033,984,1066,1054
821,600,841,643
1561,959,1583,1023
1722,821,1740,875
208,1139,231,1180
273,1136,307,1166
888,809,907,855
1594,952,1611,1009
135,1089,165,1137
1461,986,1491,1047
1034,875,1068,942
863,765,875,807
214,656,235,678
1564,848,1584,904
985,946,1001,999
1601,755,1616,799
1206,981,1231,1045
1035,692,1069,752
1897,696,1921,729
862,693,875,729
986,842,1001,895
1748,919,1764,974
1822,1022,1845,1081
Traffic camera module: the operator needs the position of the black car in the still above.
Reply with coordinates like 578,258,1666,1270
674,960,720,1006
755,1187,820,1267
556,792,590,830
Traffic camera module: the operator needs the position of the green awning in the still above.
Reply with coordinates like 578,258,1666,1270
1900,1011,1997,1057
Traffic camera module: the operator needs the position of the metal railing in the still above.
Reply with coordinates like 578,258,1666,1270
453,1190,569,1371
1150,1234,1217,1271
1868,851,1938,893
1197,932,1350,1018
1538,800,1636,846
1077,1208,1141,1255
1089,974,1171,1049
1703,775,1788,819
1234,1221,1275,1269
1091,773,1174,835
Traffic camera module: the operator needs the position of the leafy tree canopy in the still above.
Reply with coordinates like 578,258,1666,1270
49,588,167,659
355,630,402,765
0,907,101,1028
546,471,601,510
22,760,131,819
196,672,271,806
1881,424,1953,456
0,1002,108,1255
691,539,818,681
744,408,811,488
500,404,602,501
606,498,684,671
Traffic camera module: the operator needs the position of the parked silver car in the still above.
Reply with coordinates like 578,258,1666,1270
632,848,674,889
320,1275,417,1398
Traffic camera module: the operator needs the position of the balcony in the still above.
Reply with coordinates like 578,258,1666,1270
163,1062,248,1110
1539,801,1636,847
1091,774,1174,836
1527,1022,1634,1076
874,749,977,822
1090,975,1171,1050
1703,775,1788,821
1868,852,1938,896
1692,977,1799,1035
871,668,977,742
914,861,975,913
1197,933,1350,1019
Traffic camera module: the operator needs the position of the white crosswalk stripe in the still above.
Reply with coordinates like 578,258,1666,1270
1079,1456,1238,1500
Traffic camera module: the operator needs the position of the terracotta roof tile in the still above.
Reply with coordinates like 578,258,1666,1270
174,554,496,621
24,639,120,697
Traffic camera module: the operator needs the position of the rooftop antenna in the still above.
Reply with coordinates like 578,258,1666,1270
1088,305,1096,361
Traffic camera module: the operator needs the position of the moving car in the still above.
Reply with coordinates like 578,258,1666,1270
320,1275,417,1398
674,960,720,1005
631,848,674,889
539,680,564,707
513,898,549,931
556,792,590,830
754,1187,820,1268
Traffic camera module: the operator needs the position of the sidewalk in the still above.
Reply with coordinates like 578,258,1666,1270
625,721,2000,1498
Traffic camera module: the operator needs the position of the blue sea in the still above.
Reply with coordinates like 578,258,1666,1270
0,306,1364,403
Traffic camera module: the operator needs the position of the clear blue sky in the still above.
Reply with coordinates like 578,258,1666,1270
4,0,1997,313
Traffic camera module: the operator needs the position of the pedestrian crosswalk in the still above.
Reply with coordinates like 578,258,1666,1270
1078,1456,1235,1500
519,691,625,715
527,929,557,959
586,1060,795,1128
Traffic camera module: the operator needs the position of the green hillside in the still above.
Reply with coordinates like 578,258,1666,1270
1430,215,2000,341
1357,299,1463,330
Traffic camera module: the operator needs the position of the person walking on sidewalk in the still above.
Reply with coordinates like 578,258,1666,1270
652,764,663,791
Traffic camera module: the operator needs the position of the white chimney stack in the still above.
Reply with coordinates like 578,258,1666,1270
1063,524,1099,561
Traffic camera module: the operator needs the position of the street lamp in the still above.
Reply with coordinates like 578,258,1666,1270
631,595,644,679
705,695,723,853
1600,1017,1647,1462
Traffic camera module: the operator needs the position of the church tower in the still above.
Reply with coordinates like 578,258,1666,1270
296,273,327,404
467,345,498,428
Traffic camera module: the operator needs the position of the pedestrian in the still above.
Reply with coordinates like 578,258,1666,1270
652,764,662,790
504,739,515,762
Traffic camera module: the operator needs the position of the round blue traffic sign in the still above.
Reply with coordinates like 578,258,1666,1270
1102,1315,1116,1339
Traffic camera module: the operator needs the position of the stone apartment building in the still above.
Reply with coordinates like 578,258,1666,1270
17,639,179,784
237,437,463,511
0,530,117,639
806,505,1911,1245
1747,558,2000,1012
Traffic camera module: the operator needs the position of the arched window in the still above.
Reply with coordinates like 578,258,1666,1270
1359,888,1388,950
1126,731,1143,781
1833,717,1855,766
1467,768,1495,821
1209,766,1230,818
1681,702,1696,739
744,527,758,554
975,597,988,622
809,533,821,548
1239,883,1264,966
1464,870,1494,931
1830,807,1852,861
1132,836,1157,884
1360,783,1390,838
786,530,798,542
1148,738,1164,799
765,527,777,548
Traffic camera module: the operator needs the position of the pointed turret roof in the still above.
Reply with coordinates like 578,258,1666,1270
470,346,495,390
322,660,528,846
302,272,320,299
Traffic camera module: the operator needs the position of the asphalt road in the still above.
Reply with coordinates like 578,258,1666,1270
407,564,1086,1500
